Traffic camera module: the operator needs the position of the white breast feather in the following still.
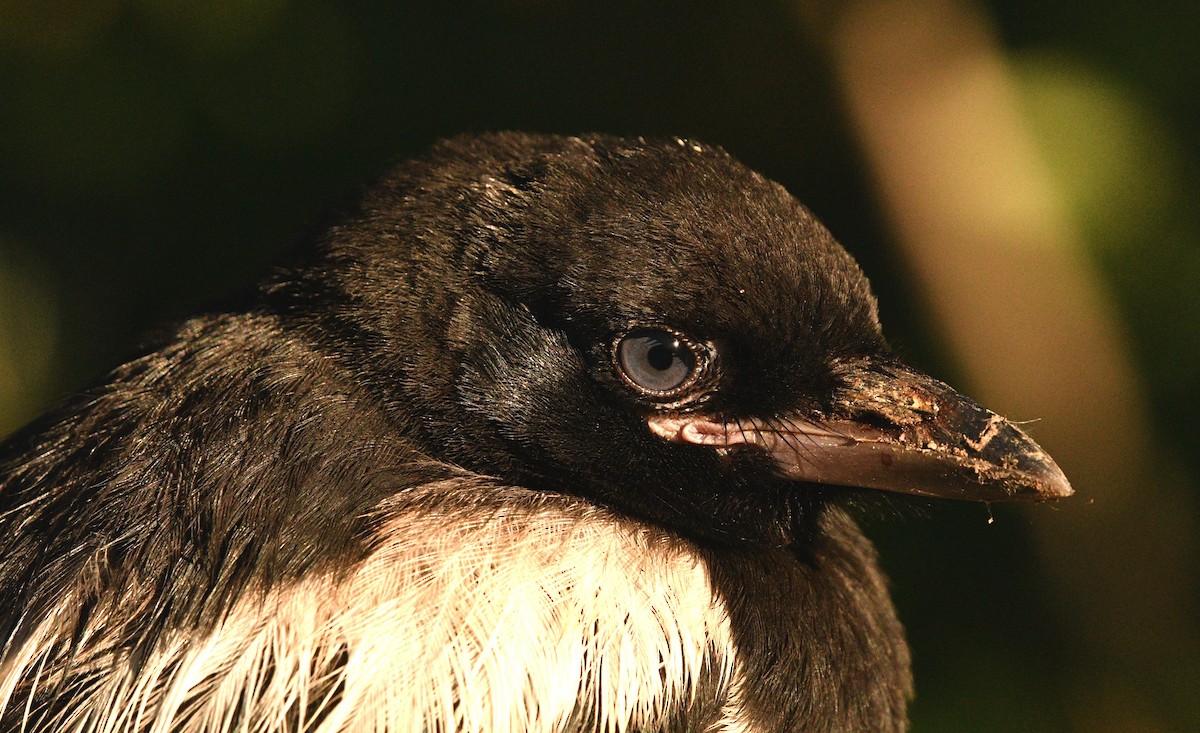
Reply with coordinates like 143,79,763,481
0,496,749,732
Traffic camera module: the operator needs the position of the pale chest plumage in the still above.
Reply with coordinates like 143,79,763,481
0,488,751,733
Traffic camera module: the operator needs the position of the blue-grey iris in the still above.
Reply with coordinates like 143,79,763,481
617,329,696,393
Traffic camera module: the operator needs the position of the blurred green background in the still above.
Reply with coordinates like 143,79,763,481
1,1,1197,731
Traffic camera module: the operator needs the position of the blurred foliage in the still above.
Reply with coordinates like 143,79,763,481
1014,51,1200,466
0,0,1197,730
0,243,57,428
993,1,1200,499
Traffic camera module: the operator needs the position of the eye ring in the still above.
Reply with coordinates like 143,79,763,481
612,327,705,399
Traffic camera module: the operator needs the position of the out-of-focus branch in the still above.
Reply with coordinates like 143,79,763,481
800,0,1199,729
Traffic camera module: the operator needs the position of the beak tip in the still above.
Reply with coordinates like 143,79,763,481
1034,462,1074,500
985,429,1074,502
997,447,1073,501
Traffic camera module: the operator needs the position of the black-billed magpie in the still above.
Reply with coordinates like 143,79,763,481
0,133,1071,732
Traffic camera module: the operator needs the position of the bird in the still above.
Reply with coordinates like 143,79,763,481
0,133,1071,733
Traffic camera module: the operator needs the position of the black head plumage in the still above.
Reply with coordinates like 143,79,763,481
267,133,1065,542
0,133,1069,733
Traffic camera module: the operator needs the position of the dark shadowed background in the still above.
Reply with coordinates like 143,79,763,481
1,1,1197,730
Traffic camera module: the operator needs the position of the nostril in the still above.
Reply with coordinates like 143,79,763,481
847,410,905,437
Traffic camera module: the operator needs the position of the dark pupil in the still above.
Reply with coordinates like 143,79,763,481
646,343,676,371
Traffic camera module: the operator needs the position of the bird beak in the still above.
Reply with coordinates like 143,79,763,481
648,362,1072,502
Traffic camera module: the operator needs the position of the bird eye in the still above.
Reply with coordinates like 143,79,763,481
615,329,698,395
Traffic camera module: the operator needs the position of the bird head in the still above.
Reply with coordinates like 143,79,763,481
271,132,1072,546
